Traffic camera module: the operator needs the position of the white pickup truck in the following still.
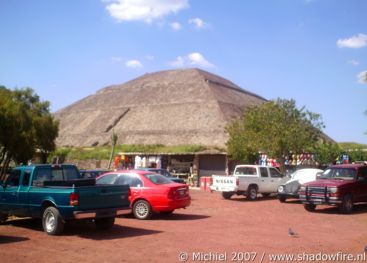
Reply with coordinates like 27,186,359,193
210,165,288,200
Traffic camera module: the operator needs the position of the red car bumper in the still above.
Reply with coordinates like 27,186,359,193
153,197,191,212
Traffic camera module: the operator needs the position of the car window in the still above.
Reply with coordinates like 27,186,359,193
116,174,143,187
144,173,172,185
97,174,118,184
22,170,32,186
270,168,283,178
33,168,52,186
235,167,257,175
260,167,268,178
360,167,367,180
320,168,356,180
61,167,80,180
6,170,21,187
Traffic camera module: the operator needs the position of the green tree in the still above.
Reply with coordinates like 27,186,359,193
107,130,118,170
226,99,325,171
311,142,342,166
0,86,59,179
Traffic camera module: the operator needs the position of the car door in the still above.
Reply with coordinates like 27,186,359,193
258,167,272,192
17,168,32,216
1,169,21,215
269,167,285,192
116,174,144,202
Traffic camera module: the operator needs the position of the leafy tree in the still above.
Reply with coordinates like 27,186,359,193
311,142,342,166
226,99,325,171
0,86,59,180
107,130,118,170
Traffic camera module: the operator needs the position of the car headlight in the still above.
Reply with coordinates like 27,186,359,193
299,186,306,192
329,187,338,194
278,185,284,193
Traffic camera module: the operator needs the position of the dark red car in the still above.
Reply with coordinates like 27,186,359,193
299,164,367,213
96,170,191,219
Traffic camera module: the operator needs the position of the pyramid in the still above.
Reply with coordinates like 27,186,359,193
54,68,267,148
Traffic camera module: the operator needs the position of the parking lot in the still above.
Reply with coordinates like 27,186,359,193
1,189,367,262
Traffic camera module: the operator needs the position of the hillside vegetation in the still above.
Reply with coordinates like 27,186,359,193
51,144,222,161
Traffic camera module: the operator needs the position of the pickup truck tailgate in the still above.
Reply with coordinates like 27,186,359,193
76,185,130,210
210,175,238,192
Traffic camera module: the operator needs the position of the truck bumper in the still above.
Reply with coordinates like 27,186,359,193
73,207,131,219
299,195,342,205
210,185,238,192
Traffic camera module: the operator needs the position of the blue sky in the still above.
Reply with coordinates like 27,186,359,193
1,0,366,143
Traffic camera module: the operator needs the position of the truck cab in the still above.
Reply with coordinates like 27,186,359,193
0,164,131,235
299,164,367,213
210,165,287,200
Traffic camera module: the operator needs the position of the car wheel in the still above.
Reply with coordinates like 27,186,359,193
222,192,233,200
95,217,115,230
278,195,287,203
42,206,64,235
133,200,153,220
339,194,353,214
304,204,316,212
247,186,258,201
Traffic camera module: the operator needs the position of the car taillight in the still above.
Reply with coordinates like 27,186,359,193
168,189,175,199
168,187,188,199
128,188,132,201
236,178,239,186
70,192,79,206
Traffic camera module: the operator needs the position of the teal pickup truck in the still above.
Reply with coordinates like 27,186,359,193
0,164,130,235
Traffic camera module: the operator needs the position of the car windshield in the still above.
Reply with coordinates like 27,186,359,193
319,168,356,181
144,173,172,185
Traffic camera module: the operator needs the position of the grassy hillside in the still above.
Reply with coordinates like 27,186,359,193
338,142,367,150
51,144,224,160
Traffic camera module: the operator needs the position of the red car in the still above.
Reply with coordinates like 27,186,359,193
96,170,191,219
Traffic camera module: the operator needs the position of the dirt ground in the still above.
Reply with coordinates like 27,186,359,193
1,189,367,263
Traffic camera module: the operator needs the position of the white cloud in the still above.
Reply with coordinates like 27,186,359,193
125,59,143,69
337,33,367,48
170,56,185,67
170,22,182,30
187,52,214,67
169,52,214,68
104,0,189,23
347,60,359,66
188,17,207,29
357,70,367,84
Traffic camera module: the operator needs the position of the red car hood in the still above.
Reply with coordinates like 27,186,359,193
303,179,354,187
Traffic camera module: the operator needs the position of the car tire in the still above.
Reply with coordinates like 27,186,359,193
247,186,258,201
42,206,64,235
278,195,287,203
304,204,316,212
222,192,233,200
95,217,115,230
339,194,353,214
133,200,153,220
